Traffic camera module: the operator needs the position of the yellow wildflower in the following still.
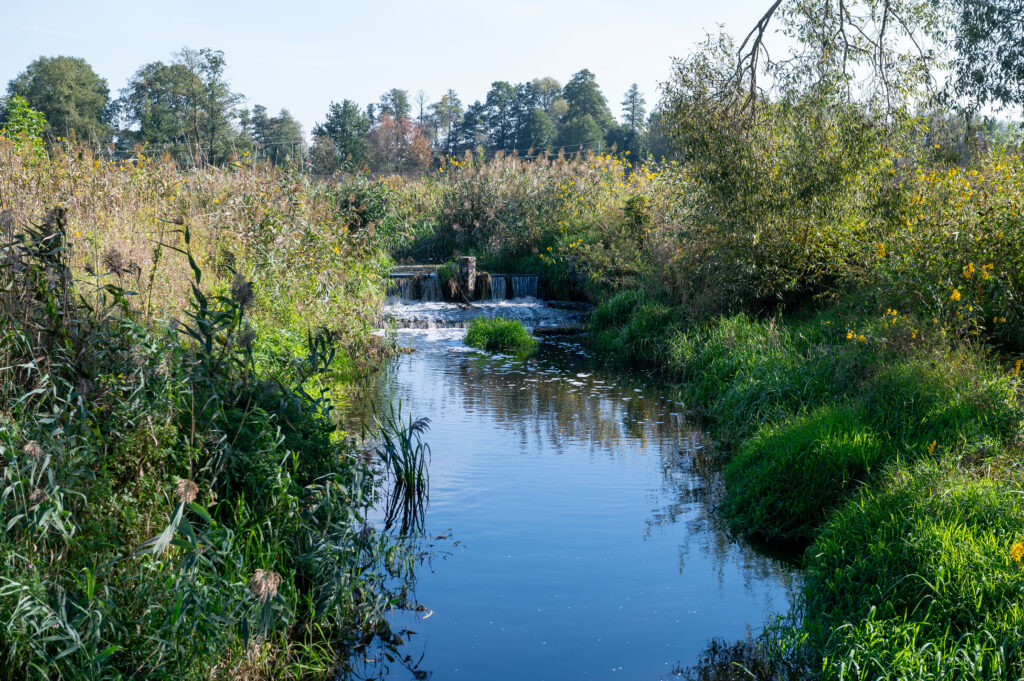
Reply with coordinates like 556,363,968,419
927,440,936,455
950,289,961,302
1011,542,1024,565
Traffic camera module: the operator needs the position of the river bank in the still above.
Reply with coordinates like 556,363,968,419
588,294,1024,678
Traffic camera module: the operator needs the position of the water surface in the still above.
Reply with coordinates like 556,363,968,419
362,302,796,680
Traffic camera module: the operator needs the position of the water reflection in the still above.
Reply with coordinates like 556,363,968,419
352,326,797,680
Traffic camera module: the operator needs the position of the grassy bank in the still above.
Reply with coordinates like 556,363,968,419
0,140,427,678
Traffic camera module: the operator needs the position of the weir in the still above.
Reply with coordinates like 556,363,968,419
387,272,442,301
388,268,539,303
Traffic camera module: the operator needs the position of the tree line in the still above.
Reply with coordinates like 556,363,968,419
0,48,655,173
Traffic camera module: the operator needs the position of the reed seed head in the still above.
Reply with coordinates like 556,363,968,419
174,478,199,504
23,440,43,460
249,569,282,602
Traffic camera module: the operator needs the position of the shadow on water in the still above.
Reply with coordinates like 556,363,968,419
342,313,800,680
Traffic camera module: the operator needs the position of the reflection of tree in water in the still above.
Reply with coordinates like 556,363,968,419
365,338,799,591
646,431,800,594
350,336,800,678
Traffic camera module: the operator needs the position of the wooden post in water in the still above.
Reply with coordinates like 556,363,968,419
459,256,476,299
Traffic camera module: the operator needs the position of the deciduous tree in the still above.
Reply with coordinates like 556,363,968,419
7,56,113,144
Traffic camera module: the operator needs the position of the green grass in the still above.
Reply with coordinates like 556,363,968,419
805,461,1024,680
465,317,538,356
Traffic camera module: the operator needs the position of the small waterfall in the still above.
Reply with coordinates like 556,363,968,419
489,274,508,300
420,274,441,301
389,273,441,302
509,274,538,299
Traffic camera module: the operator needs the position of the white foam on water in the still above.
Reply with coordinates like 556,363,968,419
383,298,586,330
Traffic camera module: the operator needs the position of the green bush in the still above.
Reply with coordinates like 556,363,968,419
436,261,457,285
465,317,538,356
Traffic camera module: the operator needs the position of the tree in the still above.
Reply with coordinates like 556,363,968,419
731,0,940,116
310,134,343,175
613,84,649,160
7,56,113,144
313,99,372,169
119,60,200,158
178,48,242,163
456,101,489,152
485,81,521,151
521,108,556,153
415,89,429,127
429,90,463,155
949,0,1024,109
366,114,431,175
530,77,562,113
562,69,614,133
252,106,305,165
557,113,603,153
621,84,646,134
378,88,411,120
606,123,649,160
119,47,242,164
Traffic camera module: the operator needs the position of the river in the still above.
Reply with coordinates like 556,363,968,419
356,297,797,680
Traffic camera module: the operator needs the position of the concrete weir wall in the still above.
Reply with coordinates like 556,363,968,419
387,258,540,302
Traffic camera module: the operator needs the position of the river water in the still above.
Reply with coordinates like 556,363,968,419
360,299,797,680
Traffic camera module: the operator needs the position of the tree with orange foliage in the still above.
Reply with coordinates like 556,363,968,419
366,114,431,175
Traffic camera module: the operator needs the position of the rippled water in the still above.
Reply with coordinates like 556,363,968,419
357,301,797,680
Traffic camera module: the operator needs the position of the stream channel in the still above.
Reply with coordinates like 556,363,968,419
360,295,798,680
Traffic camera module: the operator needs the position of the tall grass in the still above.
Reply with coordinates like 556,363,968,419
0,180,428,678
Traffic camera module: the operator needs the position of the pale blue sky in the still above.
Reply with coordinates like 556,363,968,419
1,1,776,136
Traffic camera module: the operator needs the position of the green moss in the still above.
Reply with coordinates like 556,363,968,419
465,317,538,356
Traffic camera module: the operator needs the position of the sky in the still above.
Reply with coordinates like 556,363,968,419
0,0,777,137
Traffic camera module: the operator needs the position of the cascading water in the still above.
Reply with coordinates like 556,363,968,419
383,299,587,329
489,274,508,300
509,274,538,298
388,274,442,303
420,274,441,301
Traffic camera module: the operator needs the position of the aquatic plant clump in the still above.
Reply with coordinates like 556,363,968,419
465,317,538,356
